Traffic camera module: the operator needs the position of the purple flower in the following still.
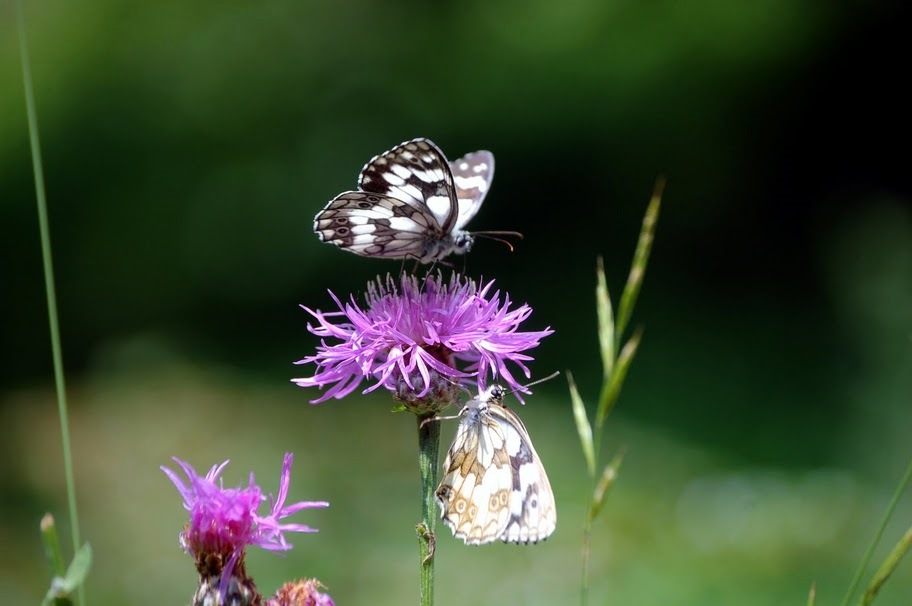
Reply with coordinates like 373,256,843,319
267,578,335,606
162,453,328,600
293,272,553,407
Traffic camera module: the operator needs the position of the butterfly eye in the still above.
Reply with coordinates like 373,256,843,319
454,233,474,253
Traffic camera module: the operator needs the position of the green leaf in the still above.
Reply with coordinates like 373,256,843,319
616,178,663,344
596,257,615,379
64,543,92,588
590,450,625,522
807,583,817,606
567,372,595,477
861,526,912,605
594,329,642,432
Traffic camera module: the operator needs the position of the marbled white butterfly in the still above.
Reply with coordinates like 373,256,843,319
436,381,557,545
314,138,507,263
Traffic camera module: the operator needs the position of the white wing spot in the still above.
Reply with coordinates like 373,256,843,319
390,163,413,179
425,194,451,219
454,174,488,192
382,171,406,186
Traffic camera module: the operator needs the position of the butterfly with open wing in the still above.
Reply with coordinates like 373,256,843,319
435,381,557,545
314,138,517,263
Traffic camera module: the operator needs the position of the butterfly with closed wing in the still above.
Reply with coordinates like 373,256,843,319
314,138,518,263
435,374,559,545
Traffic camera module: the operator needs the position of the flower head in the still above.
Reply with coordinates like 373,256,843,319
293,272,553,408
162,453,328,601
267,578,335,606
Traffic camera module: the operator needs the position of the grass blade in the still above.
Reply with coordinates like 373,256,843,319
616,177,663,343
596,256,615,379
590,450,625,522
568,372,595,477
64,544,93,590
595,329,642,432
860,526,912,606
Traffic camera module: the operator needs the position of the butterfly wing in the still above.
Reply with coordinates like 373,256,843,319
436,410,514,545
488,404,557,544
313,192,442,258
449,150,494,231
358,138,460,233
313,138,463,260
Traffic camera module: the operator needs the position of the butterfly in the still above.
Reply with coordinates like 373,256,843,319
435,384,557,545
313,138,501,263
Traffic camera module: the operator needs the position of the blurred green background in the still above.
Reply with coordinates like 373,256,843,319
2,0,911,604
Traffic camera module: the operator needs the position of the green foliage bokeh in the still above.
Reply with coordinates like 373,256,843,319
1,0,910,604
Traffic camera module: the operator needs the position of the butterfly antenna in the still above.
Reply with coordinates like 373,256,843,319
504,371,561,398
419,409,467,428
472,231,524,253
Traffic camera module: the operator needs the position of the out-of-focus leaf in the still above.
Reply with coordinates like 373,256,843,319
616,178,663,343
595,329,642,431
596,256,615,379
590,450,625,522
861,527,912,605
64,543,92,588
568,372,595,477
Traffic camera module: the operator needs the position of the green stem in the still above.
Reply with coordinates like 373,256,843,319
417,415,440,606
580,506,594,606
17,4,83,604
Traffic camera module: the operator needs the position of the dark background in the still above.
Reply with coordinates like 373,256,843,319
1,1,910,604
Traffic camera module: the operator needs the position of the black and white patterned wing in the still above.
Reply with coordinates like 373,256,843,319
314,192,442,259
449,150,495,231
358,138,460,233
314,138,461,260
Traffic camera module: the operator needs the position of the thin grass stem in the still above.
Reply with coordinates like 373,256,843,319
17,3,83,603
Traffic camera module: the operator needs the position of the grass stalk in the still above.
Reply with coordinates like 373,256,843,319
17,2,83,602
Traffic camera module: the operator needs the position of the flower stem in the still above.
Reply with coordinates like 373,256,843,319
417,414,440,606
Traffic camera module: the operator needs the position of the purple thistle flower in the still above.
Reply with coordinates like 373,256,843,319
267,578,335,606
293,272,553,408
162,453,328,603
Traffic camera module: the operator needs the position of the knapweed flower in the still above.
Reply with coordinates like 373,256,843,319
293,272,553,410
162,453,328,606
267,578,334,606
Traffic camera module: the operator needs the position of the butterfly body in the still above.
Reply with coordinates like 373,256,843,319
436,385,556,545
314,138,494,263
